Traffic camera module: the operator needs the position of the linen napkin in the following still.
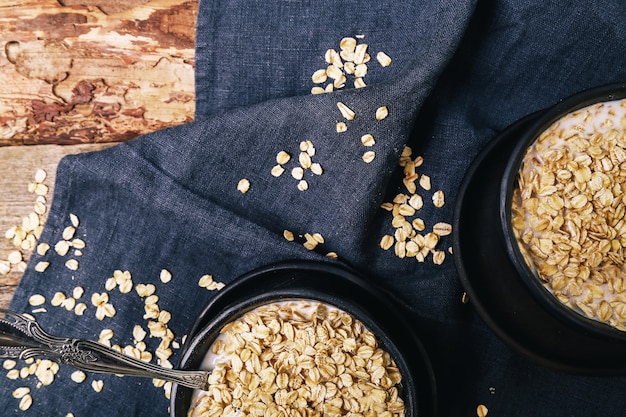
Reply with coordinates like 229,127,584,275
4,0,626,416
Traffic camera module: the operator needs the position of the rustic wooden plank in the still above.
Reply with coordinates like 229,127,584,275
0,0,197,146
0,143,113,308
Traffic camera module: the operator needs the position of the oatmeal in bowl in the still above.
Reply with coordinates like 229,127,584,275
502,83,626,338
170,261,435,417
188,300,405,417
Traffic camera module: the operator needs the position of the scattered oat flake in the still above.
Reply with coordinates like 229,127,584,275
353,43,368,64
63,298,76,312
34,183,48,196
303,234,318,250
36,242,50,256
34,169,47,183
276,151,291,165
361,134,375,147
28,294,46,306
340,37,357,51
160,269,172,283
71,238,85,249
133,325,147,342
3,360,16,370
283,230,294,241
325,48,340,65
380,235,394,250
311,69,327,84
135,283,156,297
198,274,214,288
4,226,16,239
432,250,446,265
74,303,87,316
312,233,325,244
362,151,376,163
326,64,343,81
337,102,355,120
376,51,392,67
12,387,30,399
96,303,116,320
299,152,312,169
291,167,304,180
237,178,250,194
51,292,66,307
297,180,309,191
62,226,76,241
407,195,422,211
310,163,323,176
433,222,452,236
18,394,32,411
34,201,46,215
98,328,114,345
376,106,389,120
354,63,367,77
477,404,488,417
271,165,285,177
461,292,469,304
336,122,347,133
419,174,431,190
105,277,117,291
432,190,445,208
92,380,104,393
65,259,79,270
71,370,86,383
7,251,22,265
55,240,70,256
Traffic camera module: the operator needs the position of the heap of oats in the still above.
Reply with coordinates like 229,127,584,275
310,36,392,94
189,301,405,417
511,98,626,330
379,146,452,264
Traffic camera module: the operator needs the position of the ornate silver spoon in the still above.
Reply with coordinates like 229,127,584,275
0,308,210,390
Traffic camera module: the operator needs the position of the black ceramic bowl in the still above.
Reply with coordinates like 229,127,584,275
501,83,626,343
454,82,626,375
170,261,436,417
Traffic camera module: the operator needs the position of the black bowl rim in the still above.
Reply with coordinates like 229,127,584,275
170,260,436,417
500,82,626,341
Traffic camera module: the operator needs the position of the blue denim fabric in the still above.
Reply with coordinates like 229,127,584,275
4,0,626,416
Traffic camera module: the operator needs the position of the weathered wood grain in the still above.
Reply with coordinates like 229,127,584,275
0,0,197,146
0,143,114,309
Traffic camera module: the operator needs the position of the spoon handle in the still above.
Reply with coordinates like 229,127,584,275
0,309,209,390
57,338,210,390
